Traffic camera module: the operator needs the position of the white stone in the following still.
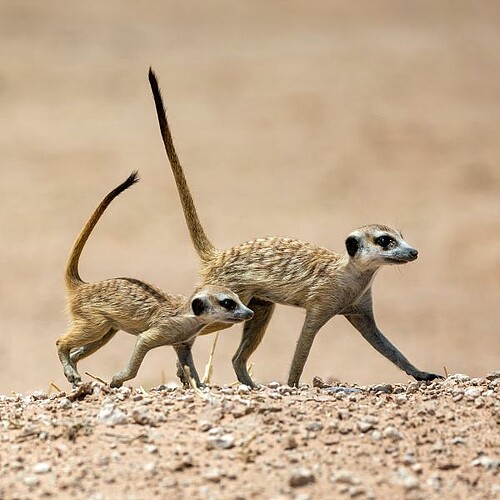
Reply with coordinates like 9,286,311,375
23,476,40,486
289,468,316,487
464,387,481,398
33,462,51,474
58,397,72,410
331,470,361,485
98,403,127,426
383,426,403,441
206,434,235,450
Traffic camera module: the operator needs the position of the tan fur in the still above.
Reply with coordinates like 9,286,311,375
149,69,441,387
56,173,253,388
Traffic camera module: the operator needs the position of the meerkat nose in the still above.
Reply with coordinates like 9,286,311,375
409,248,418,259
244,308,254,320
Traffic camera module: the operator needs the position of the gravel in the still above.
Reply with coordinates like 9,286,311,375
0,374,498,499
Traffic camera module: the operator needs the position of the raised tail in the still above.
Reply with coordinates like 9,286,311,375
148,68,216,262
65,171,139,292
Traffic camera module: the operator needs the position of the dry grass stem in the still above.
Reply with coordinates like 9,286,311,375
84,371,108,385
202,332,220,384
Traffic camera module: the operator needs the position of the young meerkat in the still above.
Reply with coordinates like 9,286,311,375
56,172,253,388
148,69,442,388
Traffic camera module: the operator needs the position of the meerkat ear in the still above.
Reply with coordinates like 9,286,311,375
345,236,360,257
191,297,206,316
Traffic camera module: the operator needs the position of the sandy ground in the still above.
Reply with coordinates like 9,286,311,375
0,375,498,499
0,2,499,497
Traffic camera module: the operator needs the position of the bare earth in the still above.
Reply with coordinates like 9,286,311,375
1,375,499,499
0,1,499,498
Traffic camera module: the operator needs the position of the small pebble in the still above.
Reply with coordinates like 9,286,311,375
395,468,419,490
383,426,403,441
289,468,316,487
143,462,156,473
471,456,499,469
199,420,212,432
206,434,235,450
486,371,500,381
98,403,127,426
58,397,72,410
284,435,298,450
372,384,393,394
331,470,361,485
33,462,51,474
203,468,222,483
306,421,323,432
357,421,373,433
395,394,407,405
23,476,40,487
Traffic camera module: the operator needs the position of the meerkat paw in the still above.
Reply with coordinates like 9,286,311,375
64,367,81,386
414,371,444,382
176,364,190,387
110,376,124,388
241,378,260,390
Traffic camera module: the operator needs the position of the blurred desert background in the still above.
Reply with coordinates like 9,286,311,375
1,1,499,394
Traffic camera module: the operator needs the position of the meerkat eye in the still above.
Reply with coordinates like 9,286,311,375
375,235,394,248
220,298,237,311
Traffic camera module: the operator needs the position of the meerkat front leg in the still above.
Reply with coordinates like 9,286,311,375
287,309,332,387
174,341,203,388
343,290,442,381
232,298,275,388
110,334,155,388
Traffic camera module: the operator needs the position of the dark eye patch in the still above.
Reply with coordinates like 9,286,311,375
220,298,237,311
375,235,394,248
191,297,206,316
345,236,359,257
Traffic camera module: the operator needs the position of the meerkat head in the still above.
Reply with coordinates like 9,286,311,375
190,286,254,324
345,224,418,270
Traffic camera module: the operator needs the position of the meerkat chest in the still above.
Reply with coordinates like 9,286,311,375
337,270,377,308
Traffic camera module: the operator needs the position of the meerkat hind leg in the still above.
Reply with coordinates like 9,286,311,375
232,298,275,388
57,324,111,385
344,309,443,381
70,328,118,364
287,310,331,387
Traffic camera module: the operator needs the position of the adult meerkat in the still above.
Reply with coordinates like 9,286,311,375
148,69,441,388
56,172,253,388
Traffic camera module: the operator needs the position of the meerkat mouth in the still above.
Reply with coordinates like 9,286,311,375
384,256,416,264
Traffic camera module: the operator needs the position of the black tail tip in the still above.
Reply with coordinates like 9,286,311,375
125,170,140,187
148,67,157,86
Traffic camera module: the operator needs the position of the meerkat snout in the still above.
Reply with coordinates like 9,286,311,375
407,248,418,260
